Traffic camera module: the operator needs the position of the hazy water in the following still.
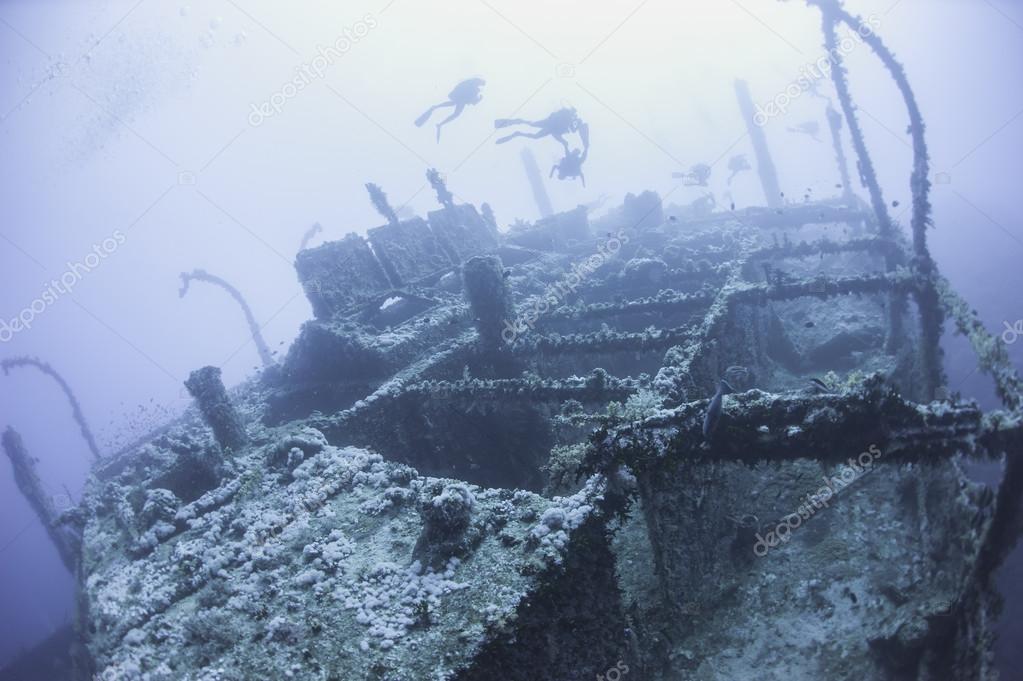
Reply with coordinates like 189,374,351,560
1,0,1021,674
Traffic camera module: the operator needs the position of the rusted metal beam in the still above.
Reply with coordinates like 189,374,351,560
586,378,1020,474
2,427,80,573
734,79,782,209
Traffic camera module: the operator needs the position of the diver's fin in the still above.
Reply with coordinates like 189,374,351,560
414,108,434,127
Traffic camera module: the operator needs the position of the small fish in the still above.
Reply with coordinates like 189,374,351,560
835,183,843,189
809,377,831,393
804,321,815,328
703,379,734,440
730,202,735,211
892,200,900,207
669,216,678,222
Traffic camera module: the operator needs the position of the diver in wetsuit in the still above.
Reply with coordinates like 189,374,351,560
549,122,590,186
415,78,486,142
494,107,584,155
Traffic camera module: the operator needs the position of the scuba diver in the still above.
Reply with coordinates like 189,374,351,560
672,162,711,187
494,107,585,155
415,77,486,142
551,149,587,186
549,121,590,186
787,120,822,142
726,154,751,185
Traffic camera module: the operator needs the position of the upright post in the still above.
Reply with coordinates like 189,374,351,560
734,79,783,209
520,148,554,218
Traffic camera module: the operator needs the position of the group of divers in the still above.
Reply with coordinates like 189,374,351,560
417,79,744,440
415,77,590,186
415,81,848,442
414,76,836,199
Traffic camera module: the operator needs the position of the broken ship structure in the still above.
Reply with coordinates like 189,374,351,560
6,3,1022,680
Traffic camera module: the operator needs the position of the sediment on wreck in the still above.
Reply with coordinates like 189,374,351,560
455,512,629,681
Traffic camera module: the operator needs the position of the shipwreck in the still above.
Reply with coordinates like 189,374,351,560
4,2,1022,680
